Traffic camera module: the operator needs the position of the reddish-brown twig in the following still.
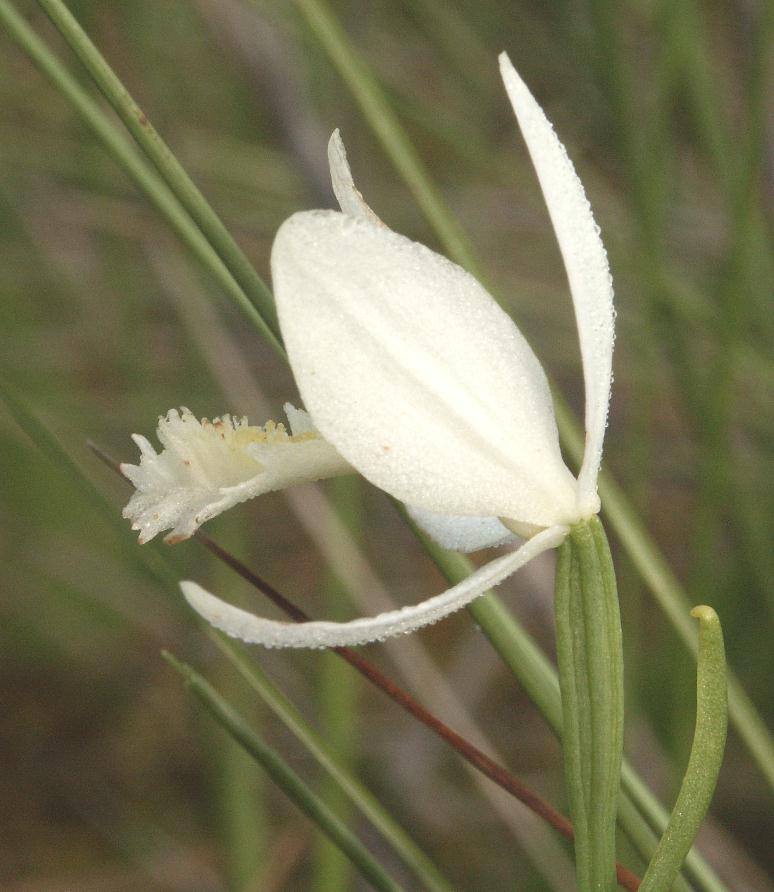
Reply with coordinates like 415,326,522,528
89,440,640,891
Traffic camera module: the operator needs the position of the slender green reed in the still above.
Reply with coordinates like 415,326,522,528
212,633,454,892
0,0,281,356
35,0,282,346
164,652,405,892
312,476,363,892
639,607,727,891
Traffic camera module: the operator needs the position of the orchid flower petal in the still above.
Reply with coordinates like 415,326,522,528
328,129,382,224
121,407,351,543
272,211,578,527
407,504,516,552
328,127,558,543
181,524,568,648
499,53,614,517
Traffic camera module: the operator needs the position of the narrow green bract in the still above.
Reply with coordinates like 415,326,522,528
639,607,727,892
555,517,624,892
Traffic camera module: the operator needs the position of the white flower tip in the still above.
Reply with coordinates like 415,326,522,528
282,403,315,436
498,50,614,510
327,129,382,224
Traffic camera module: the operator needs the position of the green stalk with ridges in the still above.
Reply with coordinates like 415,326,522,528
554,519,623,891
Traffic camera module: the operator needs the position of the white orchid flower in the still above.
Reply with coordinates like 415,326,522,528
127,53,614,649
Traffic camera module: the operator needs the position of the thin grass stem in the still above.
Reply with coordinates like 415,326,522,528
0,0,281,355
163,652,405,892
211,632,454,892
639,607,727,891
290,0,481,278
34,0,282,348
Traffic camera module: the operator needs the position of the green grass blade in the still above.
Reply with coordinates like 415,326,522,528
0,0,281,355
640,607,728,891
291,0,482,278
163,651,405,892
32,0,282,350
211,633,454,892
312,476,362,892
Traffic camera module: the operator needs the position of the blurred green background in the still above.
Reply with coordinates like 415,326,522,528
1,0,772,889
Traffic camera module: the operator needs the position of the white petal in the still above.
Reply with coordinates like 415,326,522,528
121,406,351,543
283,403,315,436
182,524,569,648
499,53,614,518
272,211,577,527
407,504,516,552
328,129,382,224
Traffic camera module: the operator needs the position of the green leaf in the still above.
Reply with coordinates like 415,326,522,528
639,607,727,891
163,651,405,892
213,632,454,892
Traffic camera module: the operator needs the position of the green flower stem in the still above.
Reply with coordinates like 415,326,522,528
210,633,454,892
639,607,728,892
0,0,282,358
554,519,624,892
163,651,405,892
409,514,719,892
33,0,283,348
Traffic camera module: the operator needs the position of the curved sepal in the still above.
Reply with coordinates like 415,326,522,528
181,525,568,648
500,53,614,517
